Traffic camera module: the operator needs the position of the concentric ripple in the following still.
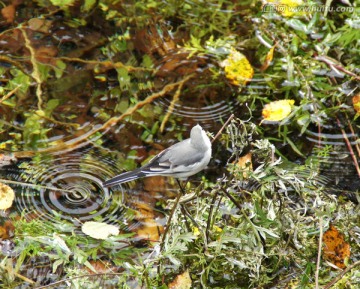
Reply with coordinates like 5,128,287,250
14,151,125,228
155,98,236,122
305,128,359,146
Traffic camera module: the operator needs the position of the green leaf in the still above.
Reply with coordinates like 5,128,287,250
44,99,60,116
37,63,51,82
54,60,66,79
50,0,76,8
116,67,131,90
83,0,96,12
142,54,153,68
52,259,64,273
285,136,305,157
9,69,30,96
285,19,310,33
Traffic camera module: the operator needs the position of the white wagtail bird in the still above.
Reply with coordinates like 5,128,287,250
103,124,212,187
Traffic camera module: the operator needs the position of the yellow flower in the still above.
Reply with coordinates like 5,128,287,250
262,99,295,122
192,226,200,236
220,48,254,86
213,225,223,233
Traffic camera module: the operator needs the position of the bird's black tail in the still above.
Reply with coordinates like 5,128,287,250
102,168,146,187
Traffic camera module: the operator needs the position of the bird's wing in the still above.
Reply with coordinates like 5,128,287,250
141,140,205,174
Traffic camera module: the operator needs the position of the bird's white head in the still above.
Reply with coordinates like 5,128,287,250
190,124,211,150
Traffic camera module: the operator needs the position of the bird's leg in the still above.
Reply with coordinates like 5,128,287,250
176,178,185,194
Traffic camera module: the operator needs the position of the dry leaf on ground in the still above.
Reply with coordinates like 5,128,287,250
82,221,119,240
323,224,350,269
0,183,15,210
168,270,192,289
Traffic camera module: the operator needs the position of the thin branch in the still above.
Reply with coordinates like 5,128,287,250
220,186,262,245
316,56,360,81
346,118,360,158
21,28,44,110
58,57,154,73
0,85,21,105
211,114,234,143
323,260,360,289
180,202,205,240
336,117,360,177
315,217,323,289
160,77,185,132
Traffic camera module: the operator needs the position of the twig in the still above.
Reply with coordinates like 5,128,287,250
323,260,360,289
211,114,234,144
0,262,35,285
220,187,242,211
0,85,21,105
346,118,360,158
0,55,28,75
58,57,153,73
316,56,360,81
180,204,200,232
21,28,43,110
13,271,35,285
160,77,185,132
315,217,323,289
336,117,360,177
